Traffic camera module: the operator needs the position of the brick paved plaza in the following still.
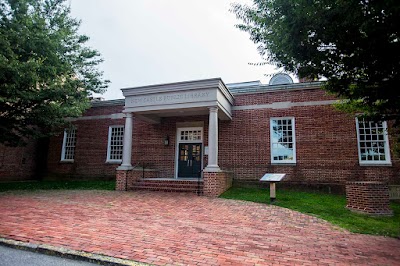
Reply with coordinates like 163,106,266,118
0,190,399,265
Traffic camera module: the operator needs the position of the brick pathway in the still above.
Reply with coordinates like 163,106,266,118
0,190,399,265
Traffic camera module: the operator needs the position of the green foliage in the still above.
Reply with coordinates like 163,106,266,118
232,0,400,135
221,187,400,237
0,180,115,191
0,0,109,146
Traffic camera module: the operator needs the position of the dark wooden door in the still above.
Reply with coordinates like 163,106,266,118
178,143,202,178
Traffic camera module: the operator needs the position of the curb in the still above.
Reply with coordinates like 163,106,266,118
0,237,150,266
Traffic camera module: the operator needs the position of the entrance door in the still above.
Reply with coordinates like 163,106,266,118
178,143,202,178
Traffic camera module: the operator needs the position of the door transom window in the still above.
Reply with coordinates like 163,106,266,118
179,129,202,141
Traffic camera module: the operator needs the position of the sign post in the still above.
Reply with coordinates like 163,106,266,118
270,182,276,202
259,173,286,203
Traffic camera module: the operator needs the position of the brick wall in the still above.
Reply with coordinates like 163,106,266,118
220,89,399,184
234,88,336,106
219,108,393,183
133,116,209,178
46,107,210,180
116,169,144,191
346,181,393,216
203,171,233,197
46,104,125,180
39,86,400,185
0,140,40,181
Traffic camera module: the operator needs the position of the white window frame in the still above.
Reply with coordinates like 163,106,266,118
355,118,391,165
270,117,296,164
176,127,204,143
61,128,76,162
106,125,124,163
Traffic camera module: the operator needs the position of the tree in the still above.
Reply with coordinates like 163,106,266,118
0,0,109,146
232,0,400,150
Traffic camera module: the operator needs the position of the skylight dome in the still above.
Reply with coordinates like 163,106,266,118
269,73,293,85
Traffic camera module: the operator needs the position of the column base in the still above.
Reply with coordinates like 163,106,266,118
116,169,132,191
117,165,133,171
203,165,221,172
203,171,232,197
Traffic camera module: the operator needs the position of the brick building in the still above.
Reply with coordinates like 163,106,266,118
1,78,399,197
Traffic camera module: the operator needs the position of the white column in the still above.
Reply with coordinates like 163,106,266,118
118,112,133,170
205,106,220,171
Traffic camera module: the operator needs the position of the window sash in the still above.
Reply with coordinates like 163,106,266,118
270,118,296,164
61,128,76,161
356,118,391,165
107,126,124,162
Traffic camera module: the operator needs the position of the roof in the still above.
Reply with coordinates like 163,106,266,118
90,80,324,107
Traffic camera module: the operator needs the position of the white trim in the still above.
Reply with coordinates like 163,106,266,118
65,100,335,120
228,81,323,95
122,78,233,121
60,129,68,161
67,113,125,122
106,125,124,163
60,128,76,162
121,78,234,104
270,117,296,164
355,118,391,165
174,127,204,179
176,127,204,143
233,100,336,111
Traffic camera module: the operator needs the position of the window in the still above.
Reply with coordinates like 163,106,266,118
61,128,76,161
107,126,124,162
270,118,296,164
179,128,202,142
356,118,391,165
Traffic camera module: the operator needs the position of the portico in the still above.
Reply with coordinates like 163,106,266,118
116,78,234,196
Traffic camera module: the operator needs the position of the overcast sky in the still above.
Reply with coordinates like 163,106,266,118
70,0,284,100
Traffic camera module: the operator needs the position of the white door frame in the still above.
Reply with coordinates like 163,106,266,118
174,127,204,179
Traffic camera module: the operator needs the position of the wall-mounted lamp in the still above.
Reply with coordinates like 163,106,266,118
164,135,170,146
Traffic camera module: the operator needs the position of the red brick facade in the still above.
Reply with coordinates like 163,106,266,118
0,140,40,181
222,106,399,185
46,104,125,180
346,181,393,216
2,83,399,188
203,171,233,197
115,169,144,191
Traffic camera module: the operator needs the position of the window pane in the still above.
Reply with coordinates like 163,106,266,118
180,130,202,141
357,118,389,163
271,118,295,163
108,126,124,161
62,128,76,160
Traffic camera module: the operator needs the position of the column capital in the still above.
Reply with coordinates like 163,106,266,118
208,106,218,113
124,112,133,118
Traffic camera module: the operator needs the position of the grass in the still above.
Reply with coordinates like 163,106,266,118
220,186,400,238
0,180,115,192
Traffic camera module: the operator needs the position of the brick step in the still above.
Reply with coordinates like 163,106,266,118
130,179,203,193
130,185,203,193
134,180,203,185
132,183,203,188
